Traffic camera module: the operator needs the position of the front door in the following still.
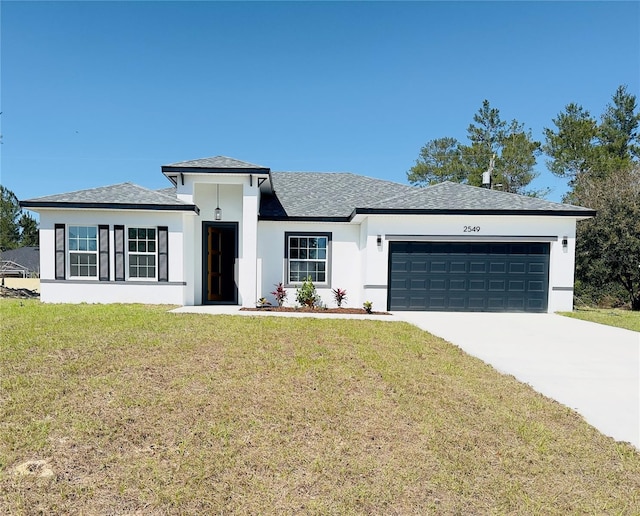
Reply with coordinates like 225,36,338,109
203,222,238,304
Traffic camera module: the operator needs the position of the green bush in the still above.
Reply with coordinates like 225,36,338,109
295,276,320,308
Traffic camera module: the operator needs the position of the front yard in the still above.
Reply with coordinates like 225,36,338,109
1,301,639,514
559,307,640,332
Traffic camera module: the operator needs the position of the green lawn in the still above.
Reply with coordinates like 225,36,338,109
1,300,639,514
559,307,640,332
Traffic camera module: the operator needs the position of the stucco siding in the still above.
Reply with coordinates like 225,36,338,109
257,221,363,309
37,209,190,304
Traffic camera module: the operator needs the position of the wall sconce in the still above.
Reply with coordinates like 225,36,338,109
376,235,382,248
562,236,568,250
215,184,222,221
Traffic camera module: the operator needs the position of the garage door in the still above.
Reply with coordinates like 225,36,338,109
388,241,549,312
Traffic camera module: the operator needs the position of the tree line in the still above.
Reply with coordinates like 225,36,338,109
0,186,39,251
408,85,640,310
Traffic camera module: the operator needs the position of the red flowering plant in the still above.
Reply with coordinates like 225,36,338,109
332,288,347,308
271,282,288,307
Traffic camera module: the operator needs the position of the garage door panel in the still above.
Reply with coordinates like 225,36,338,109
388,241,549,312
447,297,467,310
489,279,506,291
529,263,545,273
449,279,466,291
469,262,487,273
488,297,508,310
428,278,446,290
508,262,526,273
450,261,467,273
508,280,525,291
489,262,506,273
421,296,444,309
468,296,487,309
429,261,446,273
410,278,427,289
411,260,428,272
508,298,526,310
468,279,487,291
528,280,545,292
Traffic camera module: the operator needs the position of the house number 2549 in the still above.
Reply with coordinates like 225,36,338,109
463,226,481,232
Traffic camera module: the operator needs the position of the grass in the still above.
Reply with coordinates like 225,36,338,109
559,307,640,332
1,300,639,514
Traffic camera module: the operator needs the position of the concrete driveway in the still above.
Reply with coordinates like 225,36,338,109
395,312,640,449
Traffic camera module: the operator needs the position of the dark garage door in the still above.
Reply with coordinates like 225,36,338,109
388,242,550,312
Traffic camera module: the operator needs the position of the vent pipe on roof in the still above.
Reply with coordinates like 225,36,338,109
482,154,495,189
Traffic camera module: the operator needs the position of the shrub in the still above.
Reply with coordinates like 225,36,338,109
271,282,288,307
332,288,347,307
296,277,320,308
363,301,373,314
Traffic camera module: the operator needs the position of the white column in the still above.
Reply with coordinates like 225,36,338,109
239,180,259,306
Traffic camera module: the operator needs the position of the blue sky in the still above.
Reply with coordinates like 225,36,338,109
2,1,638,204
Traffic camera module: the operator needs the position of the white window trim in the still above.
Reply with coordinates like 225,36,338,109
127,226,158,281
68,225,98,279
284,232,332,287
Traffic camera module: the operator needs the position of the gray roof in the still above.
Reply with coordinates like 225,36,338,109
0,246,40,273
20,183,198,213
162,155,270,171
262,172,416,218
261,173,595,219
18,157,595,220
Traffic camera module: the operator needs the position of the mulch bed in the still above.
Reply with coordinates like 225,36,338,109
0,285,40,299
240,306,390,315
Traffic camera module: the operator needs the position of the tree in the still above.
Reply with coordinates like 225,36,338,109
18,212,39,247
0,185,39,250
1,186,21,251
597,85,640,173
408,100,541,195
407,137,465,185
494,121,542,195
574,166,640,310
542,103,598,186
543,85,640,192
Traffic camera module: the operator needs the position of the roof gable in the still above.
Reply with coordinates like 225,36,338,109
162,155,270,174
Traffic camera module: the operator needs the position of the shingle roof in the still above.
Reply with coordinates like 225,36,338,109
20,183,199,213
262,172,416,218
0,246,40,273
162,155,270,172
260,173,595,219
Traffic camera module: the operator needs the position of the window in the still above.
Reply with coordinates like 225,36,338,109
285,232,331,285
68,226,98,277
128,228,156,279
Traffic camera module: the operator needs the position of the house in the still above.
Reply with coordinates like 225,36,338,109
20,156,595,312
0,246,40,278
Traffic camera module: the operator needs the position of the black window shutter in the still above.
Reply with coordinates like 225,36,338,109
99,225,110,281
158,226,168,282
114,225,125,281
54,224,65,280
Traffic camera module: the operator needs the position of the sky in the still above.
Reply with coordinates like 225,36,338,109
1,1,639,206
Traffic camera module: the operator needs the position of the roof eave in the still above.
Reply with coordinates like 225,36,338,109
351,208,597,218
258,215,351,223
161,166,271,175
19,201,200,215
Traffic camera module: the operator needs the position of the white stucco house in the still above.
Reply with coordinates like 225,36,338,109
20,156,595,312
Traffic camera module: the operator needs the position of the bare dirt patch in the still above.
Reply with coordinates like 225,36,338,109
0,285,40,299
13,460,54,478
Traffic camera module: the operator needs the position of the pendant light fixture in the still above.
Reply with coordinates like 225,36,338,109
214,184,222,220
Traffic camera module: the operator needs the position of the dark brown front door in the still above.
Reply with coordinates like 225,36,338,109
203,222,237,304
